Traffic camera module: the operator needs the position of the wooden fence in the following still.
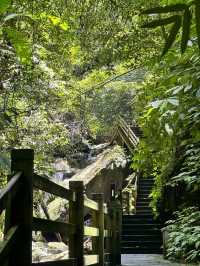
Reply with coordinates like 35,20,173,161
0,149,122,266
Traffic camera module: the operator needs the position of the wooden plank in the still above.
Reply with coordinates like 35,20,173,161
32,217,76,235
84,197,99,211
0,172,22,215
5,149,34,266
33,174,75,202
32,259,77,266
84,255,99,266
84,226,99,237
0,226,19,264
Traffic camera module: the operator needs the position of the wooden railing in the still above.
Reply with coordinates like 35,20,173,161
122,173,138,214
111,117,139,152
0,149,122,266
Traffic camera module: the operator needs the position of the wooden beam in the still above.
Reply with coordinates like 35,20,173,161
33,174,75,202
84,197,99,211
0,172,22,215
32,217,76,235
32,259,77,266
84,226,99,237
0,226,19,265
84,255,99,266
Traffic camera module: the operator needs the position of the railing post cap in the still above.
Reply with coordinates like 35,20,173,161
11,149,34,160
69,180,84,189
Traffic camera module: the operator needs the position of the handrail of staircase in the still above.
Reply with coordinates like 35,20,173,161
111,116,139,152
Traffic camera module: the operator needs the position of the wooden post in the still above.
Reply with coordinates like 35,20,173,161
109,184,122,266
109,184,116,266
69,181,84,266
92,193,104,266
115,200,122,266
104,203,112,266
108,201,116,266
5,149,34,266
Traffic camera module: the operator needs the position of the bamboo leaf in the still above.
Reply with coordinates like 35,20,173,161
181,8,192,54
0,0,11,14
142,4,188,15
142,15,179,29
195,0,200,51
162,16,182,56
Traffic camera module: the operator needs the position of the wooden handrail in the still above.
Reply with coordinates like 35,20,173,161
0,226,20,265
0,149,122,266
0,172,22,215
111,116,139,152
32,217,76,235
33,173,76,202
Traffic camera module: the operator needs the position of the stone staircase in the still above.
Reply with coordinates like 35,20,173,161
121,177,163,254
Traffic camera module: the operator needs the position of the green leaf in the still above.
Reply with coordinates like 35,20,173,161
5,28,32,65
162,16,182,56
195,0,200,51
4,13,19,21
142,4,188,15
142,15,179,28
151,100,164,108
168,98,179,106
59,22,70,31
0,0,11,14
181,8,192,54
48,15,61,25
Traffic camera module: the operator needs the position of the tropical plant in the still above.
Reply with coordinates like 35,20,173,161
142,1,200,55
164,207,200,263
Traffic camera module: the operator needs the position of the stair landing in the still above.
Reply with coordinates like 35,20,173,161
122,254,192,266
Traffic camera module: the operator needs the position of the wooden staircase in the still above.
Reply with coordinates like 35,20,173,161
121,177,163,254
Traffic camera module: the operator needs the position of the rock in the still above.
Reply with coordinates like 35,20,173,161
32,241,68,263
53,158,78,181
48,197,68,221
47,145,129,222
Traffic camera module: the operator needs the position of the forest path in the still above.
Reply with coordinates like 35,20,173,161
121,254,197,266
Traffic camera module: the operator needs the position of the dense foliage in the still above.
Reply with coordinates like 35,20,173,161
0,0,200,263
164,208,200,263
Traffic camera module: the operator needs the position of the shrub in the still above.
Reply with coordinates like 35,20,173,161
164,207,200,263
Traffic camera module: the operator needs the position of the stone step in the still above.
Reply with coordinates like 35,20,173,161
122,234,162,241
121,247,163,254
122,218,158,225
122,223,162,230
